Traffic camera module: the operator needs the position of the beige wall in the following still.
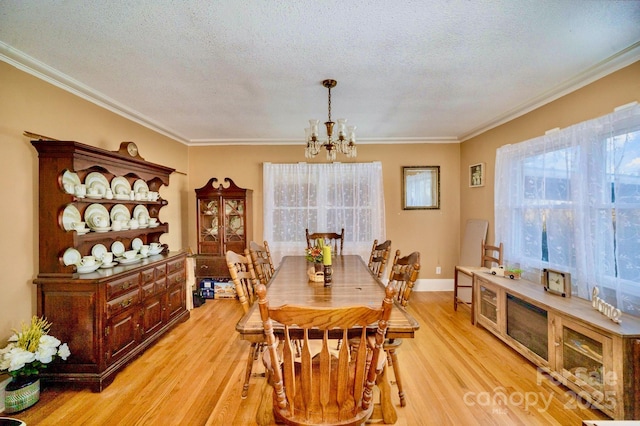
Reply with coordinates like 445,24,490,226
0,62,189,340
2,57,638,343
187,142,461,280
460,61,640,247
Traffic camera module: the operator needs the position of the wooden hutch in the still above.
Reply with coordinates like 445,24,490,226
193,178,253,283
31,140,189,391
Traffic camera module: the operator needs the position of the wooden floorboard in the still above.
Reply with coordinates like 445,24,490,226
8,292,609,425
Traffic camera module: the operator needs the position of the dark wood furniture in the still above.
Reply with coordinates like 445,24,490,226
474,271,640,419
236,255,420,423
368,239,392,279
256,282,395,425
31,140,189,392
194,178,253,281
305,228,345,255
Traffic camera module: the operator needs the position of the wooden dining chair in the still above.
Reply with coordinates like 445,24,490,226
226,249,262,399
249,240,275,286
384,249,420,407
256,282,396,426
368,239,392,279
305,228,345,255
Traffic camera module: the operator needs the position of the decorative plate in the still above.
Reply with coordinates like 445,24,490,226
133,205,150,223
111,176,131,197
91,243,108,260
111,241,125,257
85,172,109,196
62,247,81,266
131,238,143,250
84,204,110,229
133,179,149,195
110,204,131,223
62,204,82,231
61,170,80,194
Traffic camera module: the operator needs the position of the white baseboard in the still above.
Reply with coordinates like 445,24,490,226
413,278,454,292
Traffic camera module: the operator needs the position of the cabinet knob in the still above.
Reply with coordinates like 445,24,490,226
121,298,133,308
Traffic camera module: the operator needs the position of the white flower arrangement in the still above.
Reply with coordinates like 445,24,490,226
0,316,70,379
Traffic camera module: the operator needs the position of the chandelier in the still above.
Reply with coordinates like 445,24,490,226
305,79,357,161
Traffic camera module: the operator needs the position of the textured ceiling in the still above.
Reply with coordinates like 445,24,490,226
1,1,640,146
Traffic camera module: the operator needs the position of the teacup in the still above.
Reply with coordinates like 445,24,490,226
149,218,158,226
129,218,139,229
80,256,96,267
88,187,98,196
74,184,86,198
111,220,122,231
150,242,161,251
102,252,113,264
105,188,114,200
93,216,107,228
135,192,143,201
73,221,86,232
122,250,138,260
140,245,150,257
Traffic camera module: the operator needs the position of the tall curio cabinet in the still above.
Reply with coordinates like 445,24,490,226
194,178,253,278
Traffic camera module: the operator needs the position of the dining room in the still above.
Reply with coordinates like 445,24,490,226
2,2,640,424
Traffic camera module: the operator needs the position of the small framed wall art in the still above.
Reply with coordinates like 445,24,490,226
469,163,485,187
402,166,440,210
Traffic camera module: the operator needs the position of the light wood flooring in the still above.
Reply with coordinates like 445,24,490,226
9,292,609,425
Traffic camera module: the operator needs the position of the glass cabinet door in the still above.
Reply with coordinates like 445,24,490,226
223,199,246,253
198,198,220,254
475,277,502,332
556,317,614,416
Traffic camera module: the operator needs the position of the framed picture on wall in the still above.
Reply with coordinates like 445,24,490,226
402,166,440,210
469,163,485,188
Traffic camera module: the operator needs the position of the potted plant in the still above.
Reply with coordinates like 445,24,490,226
0,316,70,413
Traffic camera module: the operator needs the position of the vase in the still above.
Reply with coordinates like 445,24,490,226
314,262,323,273
4,376,40,413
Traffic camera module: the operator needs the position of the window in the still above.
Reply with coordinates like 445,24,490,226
495,104,640,316
263,162,386,265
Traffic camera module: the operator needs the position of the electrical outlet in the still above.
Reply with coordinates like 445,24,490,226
436,266,441,275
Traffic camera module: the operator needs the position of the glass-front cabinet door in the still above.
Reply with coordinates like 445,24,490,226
198,198,220,254
475,276,503,333
555,317,615,416
223,198,246,254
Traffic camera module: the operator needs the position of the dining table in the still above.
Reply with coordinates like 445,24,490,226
235,254,421,424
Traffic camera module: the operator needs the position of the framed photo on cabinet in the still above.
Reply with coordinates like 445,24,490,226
402,166,440,210
469,163,485,187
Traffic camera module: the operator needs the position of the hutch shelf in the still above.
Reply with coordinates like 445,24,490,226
474,272,640,419
31,140,189,391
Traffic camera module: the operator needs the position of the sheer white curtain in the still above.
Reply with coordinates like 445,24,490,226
495,103,640,315
263,162,386,266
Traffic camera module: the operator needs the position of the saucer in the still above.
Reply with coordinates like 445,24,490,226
93,226,111,233
86,194,102,199
117,256,141,265
76,262,101,274
75,228,90,235
100,261,118,269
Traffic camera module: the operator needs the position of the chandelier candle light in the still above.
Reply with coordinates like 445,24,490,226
305,79,357,161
